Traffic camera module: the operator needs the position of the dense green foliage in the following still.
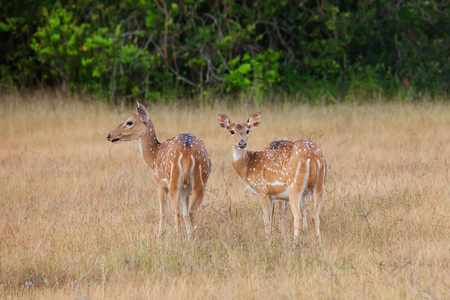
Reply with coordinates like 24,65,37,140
1,0,449,101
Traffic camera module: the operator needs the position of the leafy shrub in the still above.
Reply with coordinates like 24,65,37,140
0,0,448,101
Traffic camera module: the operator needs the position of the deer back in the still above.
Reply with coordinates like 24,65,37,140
155,133,211,190
244,139,327,197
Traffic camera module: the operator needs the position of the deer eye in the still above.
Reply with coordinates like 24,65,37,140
126,121,133,126
230,130,235,135
246,129,250,134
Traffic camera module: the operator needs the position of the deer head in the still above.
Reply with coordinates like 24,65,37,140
107,102,150,143
218,112,261,149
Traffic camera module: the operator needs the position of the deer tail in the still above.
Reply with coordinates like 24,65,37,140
180,153,194,188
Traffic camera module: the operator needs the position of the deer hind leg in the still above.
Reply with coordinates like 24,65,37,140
300,193,308,230
290,159,310,245
158,187,168,236
181,194,193,239
288,190,302,246
189,187,204,232
312,179,324,243
187,162,207,232
169,189,181,234
310,159,326,243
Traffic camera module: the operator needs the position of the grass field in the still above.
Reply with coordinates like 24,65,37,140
0,94,449,299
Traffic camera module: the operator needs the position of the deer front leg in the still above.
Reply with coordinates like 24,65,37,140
158,187,168,236
259,195,274,244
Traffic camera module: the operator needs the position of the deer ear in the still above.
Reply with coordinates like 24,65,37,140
247,112,261,129
135,102,149,124
218,113,231,130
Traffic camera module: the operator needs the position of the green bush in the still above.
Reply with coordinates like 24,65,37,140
0,0,448,101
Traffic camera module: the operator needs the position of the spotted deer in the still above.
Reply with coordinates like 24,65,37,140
218,112,328,244
107,102,212,239
263,140,293,238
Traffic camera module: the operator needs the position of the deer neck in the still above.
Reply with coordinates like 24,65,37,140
138,122,160,169
231,147,253,180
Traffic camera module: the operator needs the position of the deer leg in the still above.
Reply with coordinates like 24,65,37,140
189,188,204,232
259,195,273,244
279,201,288,239
312,183,324,244
188,163,206,232
181,194,192,239
300,193,308,230
158,187,168,236
311,162,326,244
289,191,302,247
169,190,181,234
269,198,275,226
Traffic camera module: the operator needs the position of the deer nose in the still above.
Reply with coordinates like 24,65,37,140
107,133,111,141
238,140,247,149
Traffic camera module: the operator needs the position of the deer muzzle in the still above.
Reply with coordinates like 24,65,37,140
107,133,120,143
238,140,247,149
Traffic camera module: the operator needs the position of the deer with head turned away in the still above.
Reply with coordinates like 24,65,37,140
218,112,328,245
107,102,212,239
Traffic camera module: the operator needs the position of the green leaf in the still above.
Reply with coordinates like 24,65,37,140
171,3,179,13
131,86,140,94
51,33,60,42
237,63,251,74
146,10,154,28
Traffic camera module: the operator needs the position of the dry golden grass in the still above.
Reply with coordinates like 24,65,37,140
0,94,449,299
